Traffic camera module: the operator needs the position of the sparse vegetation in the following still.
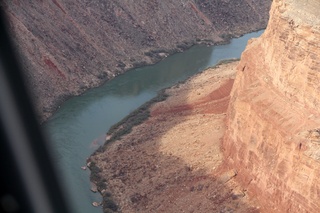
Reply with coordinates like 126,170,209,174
177,42,191,50
89,59,240,213
103,209,114,213
89,161,118,212
97,181,107,191
88,161,102,183
214,58,240,67
93,90,169,154
220,33,233,40
132,61,148,68
94,58,238,155
102,197,118,212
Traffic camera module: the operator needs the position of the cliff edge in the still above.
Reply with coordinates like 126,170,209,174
224,0,320,212
88,0,320,212
2,0,271,121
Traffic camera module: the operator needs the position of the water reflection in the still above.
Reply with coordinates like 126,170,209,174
92,45,213,98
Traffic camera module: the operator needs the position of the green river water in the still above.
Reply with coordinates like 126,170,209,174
44,30,263,213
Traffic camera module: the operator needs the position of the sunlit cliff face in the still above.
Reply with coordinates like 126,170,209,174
223,0,320,212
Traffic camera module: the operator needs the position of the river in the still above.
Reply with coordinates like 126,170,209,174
44,30,263,213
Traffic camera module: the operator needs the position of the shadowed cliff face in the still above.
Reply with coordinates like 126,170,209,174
2,0,271,121
224,0,320,212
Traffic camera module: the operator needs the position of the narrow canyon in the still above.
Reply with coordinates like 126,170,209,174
2,0,271,121
89,0,320,212
4,0,320,212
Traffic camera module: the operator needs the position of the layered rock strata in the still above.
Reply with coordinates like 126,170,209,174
223,0,320,212
2,0,271,121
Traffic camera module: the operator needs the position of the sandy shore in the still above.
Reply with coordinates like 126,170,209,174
89,61,261,212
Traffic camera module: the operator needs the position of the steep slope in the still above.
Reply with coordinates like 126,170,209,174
2,0,271,121
89,62,264,212
223,0,320,212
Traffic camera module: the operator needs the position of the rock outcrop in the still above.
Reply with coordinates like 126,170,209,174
1,0,271,121
224,0,320,212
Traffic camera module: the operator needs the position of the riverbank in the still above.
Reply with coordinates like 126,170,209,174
89,61,261,212
4,0,271,122
45,31,264,213
41,28,264,123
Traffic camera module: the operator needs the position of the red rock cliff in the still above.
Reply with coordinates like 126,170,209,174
224,0,320,212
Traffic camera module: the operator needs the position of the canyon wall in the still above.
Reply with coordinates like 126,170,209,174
2,0,271,121
224,0,320,212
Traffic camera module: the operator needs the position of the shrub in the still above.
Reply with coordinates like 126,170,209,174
103,197,118,212
103,90,169,146
103,208,115,213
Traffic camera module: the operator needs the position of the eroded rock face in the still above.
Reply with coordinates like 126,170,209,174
2,0,271,121
224,0,320,212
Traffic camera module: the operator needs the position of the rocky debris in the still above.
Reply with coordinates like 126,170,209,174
1,0,271,121
90,182,98,193
91,201,101,207
218,170,237,183
231,188,245,200
307,129,320,143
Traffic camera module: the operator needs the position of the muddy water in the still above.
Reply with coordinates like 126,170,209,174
44,30,263,213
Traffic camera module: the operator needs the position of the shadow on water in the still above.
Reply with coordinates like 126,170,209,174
44,30,263,213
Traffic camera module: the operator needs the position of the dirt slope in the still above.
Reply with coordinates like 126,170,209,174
89,0,320,212
2,0,271,121
89,62,261,212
